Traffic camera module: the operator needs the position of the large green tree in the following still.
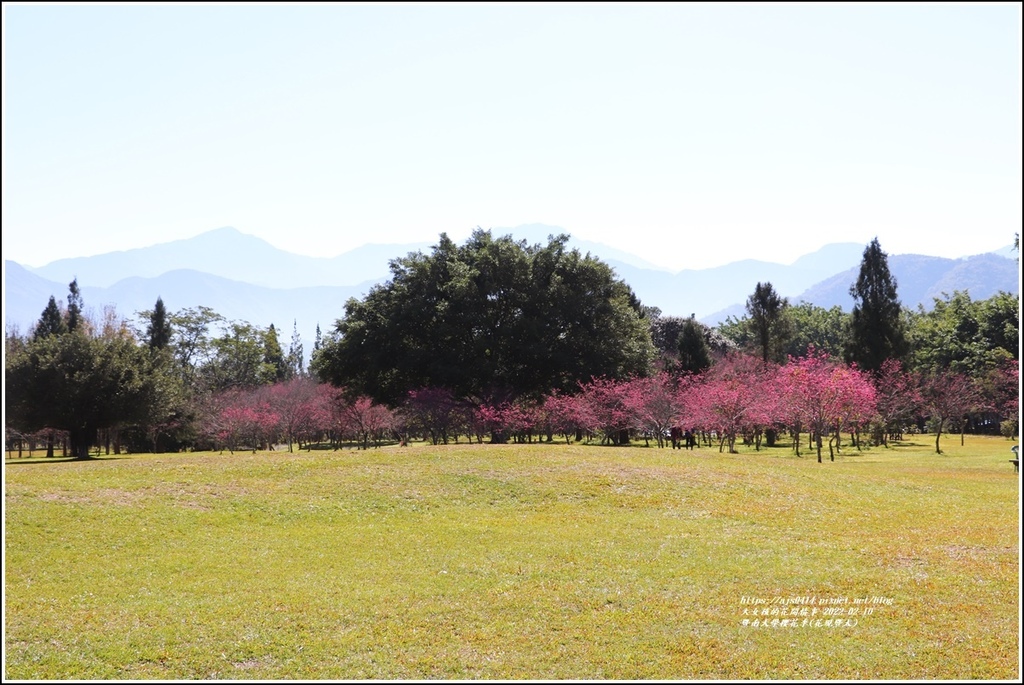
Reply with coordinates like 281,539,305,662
845,238,909,372
6,313,159,460
202,322,280,392
313,230,655,405
783,303,849,358
745,281,791,364
677,316,713,375
908,291,1018,375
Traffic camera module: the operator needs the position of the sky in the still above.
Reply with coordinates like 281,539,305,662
2,3,1021,271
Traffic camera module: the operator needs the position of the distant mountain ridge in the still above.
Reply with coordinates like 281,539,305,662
4,225,1018,350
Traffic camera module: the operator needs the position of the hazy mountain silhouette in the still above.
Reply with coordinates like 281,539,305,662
5,225,1017,350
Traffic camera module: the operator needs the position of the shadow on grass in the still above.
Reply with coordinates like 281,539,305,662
4,455,134,466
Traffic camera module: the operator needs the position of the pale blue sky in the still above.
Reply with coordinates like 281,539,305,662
3,3,1021,271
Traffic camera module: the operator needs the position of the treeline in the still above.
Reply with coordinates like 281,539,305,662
4,231,1019,459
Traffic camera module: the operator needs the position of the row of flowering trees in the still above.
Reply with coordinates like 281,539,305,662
190,350,1017,460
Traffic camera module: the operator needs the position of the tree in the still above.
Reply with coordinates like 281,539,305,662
6,315,160,460
169,306,224,386
402,387,467,445
677,316,713,375
203,322,278,391
313,230,655,406
845,238,908,372
263,323,287,382
146,297,172,350
783,303,849,358
919,371,982,454
286,319,305,378
779,350,877,462
266,377,320,452
66,278,84,333
871,359,921,445
908,291,1018,376
33,296,67,340
746,282,791,364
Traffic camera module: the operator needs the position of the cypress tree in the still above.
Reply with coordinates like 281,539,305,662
147,297,172,350
845,238,908,372
66,279,84,333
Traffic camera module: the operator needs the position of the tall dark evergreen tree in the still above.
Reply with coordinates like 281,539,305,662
66,279,84,333
263,323,287,382
745,281,790,364
34,296,67,340
677,316,712,375
845,238,908,372
146,297,172,350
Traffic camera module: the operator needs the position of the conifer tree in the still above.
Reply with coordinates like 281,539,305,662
146,297,172,350
845,238,908,372
286,319,304,378
678,316,712,375
34,296,67,340
745,281,790,364
66,279,84,333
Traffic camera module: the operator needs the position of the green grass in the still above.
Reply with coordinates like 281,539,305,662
4,435,1020,679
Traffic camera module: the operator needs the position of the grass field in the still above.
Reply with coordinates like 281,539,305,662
4,435,1020,680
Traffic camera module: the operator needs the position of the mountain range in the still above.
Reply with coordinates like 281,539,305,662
4,225,1018,353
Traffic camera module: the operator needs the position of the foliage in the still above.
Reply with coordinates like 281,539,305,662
677,316,713,375
33,295,67,340
146,297,172,350
745,281,791,364
870,359,922,445
782,303,849,358
845,238,909,371
286,319,305,378
908,290,1018,375
5,324,159,460
263,323,288,382
778,349,877,462
919,371,984,454
313,230,655,406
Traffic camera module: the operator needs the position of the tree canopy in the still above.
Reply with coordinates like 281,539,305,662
845,238,909,371
312,229,655,406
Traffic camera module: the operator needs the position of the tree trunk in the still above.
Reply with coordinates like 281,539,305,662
69,426,96,460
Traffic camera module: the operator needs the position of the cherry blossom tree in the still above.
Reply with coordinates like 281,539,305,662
623,373,681,448
267,376,321,452
871,359,922,445
576,377,637,445
919,371,983,454
338,395,396,449
403,387,466,445
779,350,877,462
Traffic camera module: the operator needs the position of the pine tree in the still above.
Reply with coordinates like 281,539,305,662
845,238,908,372
146,297,172,350
286,319,304,378
263,323,287,382
34,296,68,340
66,279,84,333
745,281,790,364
